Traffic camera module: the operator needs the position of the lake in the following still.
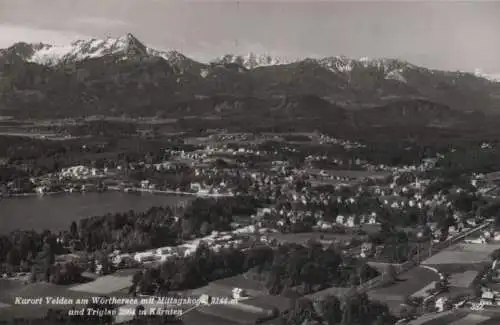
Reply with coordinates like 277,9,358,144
0,191,192,234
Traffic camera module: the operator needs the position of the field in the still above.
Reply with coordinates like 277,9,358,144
69,274,133,294
410,281,437,298
422,243,500,266
448,271,479,288
0,269,141,320
181,309,236,325
0,280,102,321
449,314,492,325
189,274,268,298
408,310,469,325
197,304,266,324
242,295,293,312
368,266,439,307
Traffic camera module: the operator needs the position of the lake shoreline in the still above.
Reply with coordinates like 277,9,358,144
1,187,233,199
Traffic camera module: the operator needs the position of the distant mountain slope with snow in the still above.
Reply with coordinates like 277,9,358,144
25,33,148,65
474,69,500,83
2,32,498,85
1,32,500,117
211,53,295,69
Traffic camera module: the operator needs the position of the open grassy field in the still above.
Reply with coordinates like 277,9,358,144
422,243,500,266
189,283,236,299
410,281,437,298
182,309,237,325
368,266,439,304
408,310,469,325
449,314,492,325
242,295,292,313
448,270,479,288
197,304,266,324
0,280,110,321
69,274,133,294
189,274,268,299
480,317,500,325
1,280,95,302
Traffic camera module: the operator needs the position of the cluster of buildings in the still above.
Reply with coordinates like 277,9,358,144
59,165,107,179
109,226,275,268
318,134,365,149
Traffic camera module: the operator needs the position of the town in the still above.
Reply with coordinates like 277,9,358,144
2,128,500,325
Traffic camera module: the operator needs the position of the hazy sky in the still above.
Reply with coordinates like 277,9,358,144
0,0,499,74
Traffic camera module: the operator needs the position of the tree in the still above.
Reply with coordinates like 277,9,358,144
400,305,417,320
70,221,78,238
181,218,194,239
29,265,37,283
60,262,83,284
384,264,398,284
341,293,370,325
132,270,143,286
300,262,317,294
434,280,449,293
38,239,55,282
50,263,63,284
321,295,342,325
97,253,112,275
490,248,500,261
285,298,317,325
6,247,21,267
200,221,211,236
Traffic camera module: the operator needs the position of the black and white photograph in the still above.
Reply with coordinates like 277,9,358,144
1,0,500,324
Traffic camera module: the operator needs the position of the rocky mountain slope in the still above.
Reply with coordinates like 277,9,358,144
0,33,499,121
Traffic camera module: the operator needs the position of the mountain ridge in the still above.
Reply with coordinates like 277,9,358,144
1,33,500,120
3,33,498,82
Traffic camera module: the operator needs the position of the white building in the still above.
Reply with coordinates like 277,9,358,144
232,288,246,301
481,291,496,305
360,242,374,258
346,216,356,228
435,297,449,312
134,252,156,263
368,214,378,225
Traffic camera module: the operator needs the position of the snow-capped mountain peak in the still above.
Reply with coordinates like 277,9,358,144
474,69,500,83
212,53,295,69
20,33,149,65
318,56,355,73
147,48,188,65
314,56,413,83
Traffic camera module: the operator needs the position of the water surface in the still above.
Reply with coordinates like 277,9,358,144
0,191,190,234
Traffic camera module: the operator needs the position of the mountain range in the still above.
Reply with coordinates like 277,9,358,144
1,33,500,128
